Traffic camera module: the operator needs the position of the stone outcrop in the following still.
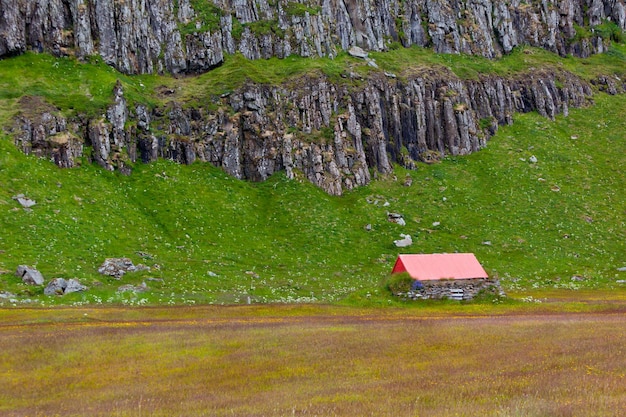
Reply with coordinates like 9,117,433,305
12,96,83,168
0,0,624,75
10,66,596,194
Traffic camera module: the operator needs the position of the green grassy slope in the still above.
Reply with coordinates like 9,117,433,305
1,93,624,305
0,46,625,306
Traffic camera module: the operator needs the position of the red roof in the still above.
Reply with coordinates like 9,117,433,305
391,253,488,281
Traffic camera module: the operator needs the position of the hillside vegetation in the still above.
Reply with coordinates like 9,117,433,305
0,45,625,306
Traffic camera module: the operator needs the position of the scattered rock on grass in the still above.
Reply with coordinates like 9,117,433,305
0,291,17,299
65,279,88,294
387,212,406,226
117,282,148,293
12,194,37,208
44,278,88,295
394,234,413,247
44,278,67,295
348,46,368,59
98,258,149,279
16,265,45,285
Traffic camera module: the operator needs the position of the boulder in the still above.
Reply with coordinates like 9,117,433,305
388,212,406,226
44,278,67,295
394,234,413,247
348,46,368,59
117,282,148,293
64,279,88,294
16,265,45,285
98,258,137,279
13,194,36,208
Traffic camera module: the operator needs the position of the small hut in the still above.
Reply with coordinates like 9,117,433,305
391,253,501,300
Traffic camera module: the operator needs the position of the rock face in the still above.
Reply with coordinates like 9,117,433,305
2,1,623,194
12,96,83,168
10,66,598,194
1,0,624,75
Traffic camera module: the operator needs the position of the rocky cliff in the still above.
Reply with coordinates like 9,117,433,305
1,0,624,75
12,65,609,195
2,0,625,194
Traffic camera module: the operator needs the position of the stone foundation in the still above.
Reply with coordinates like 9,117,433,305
399,278,503,301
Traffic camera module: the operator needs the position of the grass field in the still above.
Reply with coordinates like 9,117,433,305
1,303,625,416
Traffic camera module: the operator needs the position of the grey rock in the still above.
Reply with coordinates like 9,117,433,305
13,194,36,208
98,258,137,279
64,279,88,294
44,278,67,295
16,265,45,285
365,58,378,68
394,234,413,248
0,291,17,299
348,46,369,59
617,267,626,272
117,282,148,293
388,212,406,226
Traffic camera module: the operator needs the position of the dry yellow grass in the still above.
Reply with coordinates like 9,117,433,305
1,305,625,416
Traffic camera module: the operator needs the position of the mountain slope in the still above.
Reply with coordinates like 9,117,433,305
1,92,624,305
